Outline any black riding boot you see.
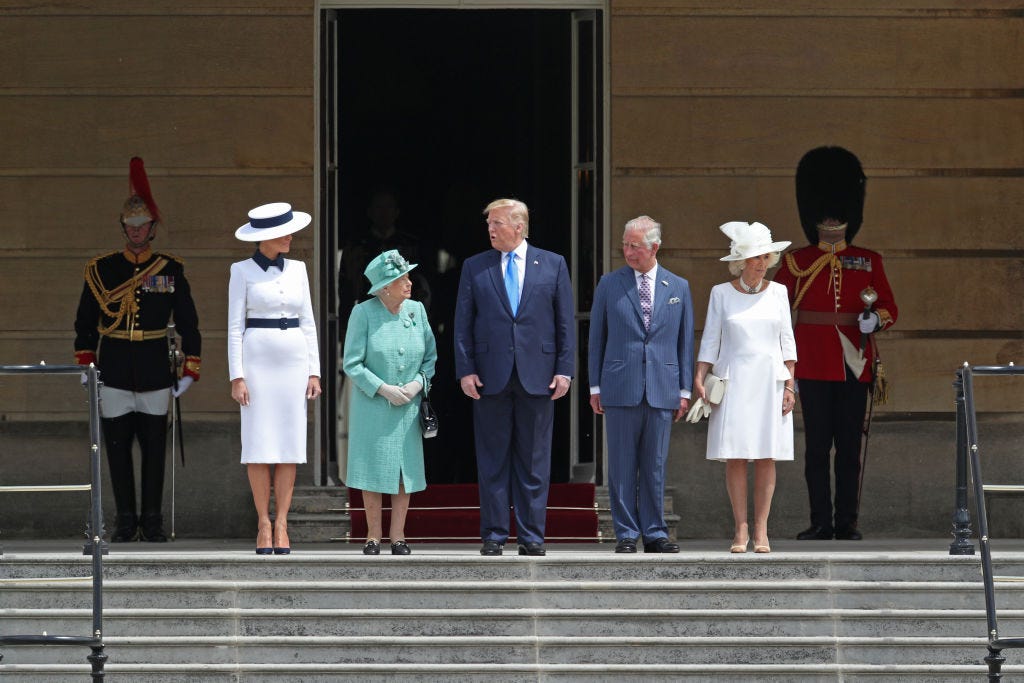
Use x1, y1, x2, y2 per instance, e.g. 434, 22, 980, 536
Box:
102, 414, 139, 542
137, 412, 169, 542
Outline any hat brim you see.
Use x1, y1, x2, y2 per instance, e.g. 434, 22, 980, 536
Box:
368, 263, 419, 295
720, 241, 792, 261
235, 212, 312, 241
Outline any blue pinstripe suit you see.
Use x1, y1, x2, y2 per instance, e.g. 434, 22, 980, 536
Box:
588, 264, 694, 541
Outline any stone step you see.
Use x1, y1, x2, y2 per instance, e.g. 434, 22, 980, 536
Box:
4, 608, 1024, 639
0, 579, 1003, 610
0, 551, 1000, 582
0, 634, 1005, 666
3, 662, 1024, 682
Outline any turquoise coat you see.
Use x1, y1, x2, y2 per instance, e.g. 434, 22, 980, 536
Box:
343, 297, 437, 494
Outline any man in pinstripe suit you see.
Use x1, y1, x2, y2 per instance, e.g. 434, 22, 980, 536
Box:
588, 216, 694, 553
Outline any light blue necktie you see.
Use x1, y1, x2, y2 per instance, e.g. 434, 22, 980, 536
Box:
505, 252, 519, 316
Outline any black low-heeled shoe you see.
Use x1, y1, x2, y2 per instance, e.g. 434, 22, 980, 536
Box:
273, 546, 291, 555
255, 547, 273, 555
363, 539, 381, 555
391, 540, 411, 555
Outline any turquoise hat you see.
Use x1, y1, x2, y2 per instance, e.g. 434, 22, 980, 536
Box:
364, 250, 418, 295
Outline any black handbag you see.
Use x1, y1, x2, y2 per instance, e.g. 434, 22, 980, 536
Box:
419, 394, 438, 439
418, 374, 438, 439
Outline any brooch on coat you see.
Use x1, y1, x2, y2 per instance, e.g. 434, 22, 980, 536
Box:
668, 297, 681, 305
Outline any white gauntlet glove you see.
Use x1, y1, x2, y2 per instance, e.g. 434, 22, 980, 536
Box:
402, 380, 423, 399
377, 383, 411, 406
858, 311, 880, 334
172, 376, 194, 398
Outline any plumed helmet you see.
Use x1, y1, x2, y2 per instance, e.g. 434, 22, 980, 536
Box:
120, 156, 161, 226
795, 146, 866, 245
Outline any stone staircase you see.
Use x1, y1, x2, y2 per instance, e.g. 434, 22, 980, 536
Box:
3, 548, 1024, 681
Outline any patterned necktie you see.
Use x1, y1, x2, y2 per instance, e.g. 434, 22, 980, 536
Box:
505, 252, 519, 316
639, 273, 652, 330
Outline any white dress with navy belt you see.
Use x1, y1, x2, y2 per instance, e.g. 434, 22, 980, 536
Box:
228, 258, 320, 464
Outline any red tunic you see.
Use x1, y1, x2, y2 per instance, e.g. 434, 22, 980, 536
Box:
773, 240, 897, 383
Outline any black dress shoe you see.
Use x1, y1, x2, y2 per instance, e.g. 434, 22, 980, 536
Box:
643, 538, 680, 553
480, 540, 503, 556
796, 525, 834, 540
615, 538, 638, 554
518, 542, 546, 556
834, 527, 863, 541
391, 540, 412, 555
363, 540, 381, 555
139, 514, 168, 543
110, 513, 138, 543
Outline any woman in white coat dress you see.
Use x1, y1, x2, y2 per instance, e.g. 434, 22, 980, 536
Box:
695, 222, 796, 555
228, 203, 321, 555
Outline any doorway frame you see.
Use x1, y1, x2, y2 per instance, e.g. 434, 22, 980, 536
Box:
313, 0, 610, 486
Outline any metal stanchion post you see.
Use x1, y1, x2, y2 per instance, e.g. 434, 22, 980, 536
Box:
949, 367, 974, 555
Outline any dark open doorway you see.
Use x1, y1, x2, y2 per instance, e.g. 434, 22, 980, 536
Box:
321, 8, 587, 487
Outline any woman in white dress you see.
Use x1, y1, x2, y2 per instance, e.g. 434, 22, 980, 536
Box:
228, 203, 321, 555
695, 222, 796, 554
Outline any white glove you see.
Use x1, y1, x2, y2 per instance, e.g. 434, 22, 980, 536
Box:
685, 397, 712, 423
858, 311, 880, 334
377, 383, 411, 406
172, 376, 194, 398
402, 380, 423, 399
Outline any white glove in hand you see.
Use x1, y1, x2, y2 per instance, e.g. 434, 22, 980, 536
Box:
402, 380, 423, 398
172, 376, 194, 398
377, 383, 411, 406
858, 311, 880, 334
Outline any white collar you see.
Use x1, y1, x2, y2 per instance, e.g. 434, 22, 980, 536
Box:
634, 263, 658, 280
506, 240, 528, 260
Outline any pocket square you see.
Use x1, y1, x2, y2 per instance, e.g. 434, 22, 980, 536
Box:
668, 297, 680, 304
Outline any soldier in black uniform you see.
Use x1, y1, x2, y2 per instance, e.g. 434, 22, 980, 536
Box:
74, 157, 201, 542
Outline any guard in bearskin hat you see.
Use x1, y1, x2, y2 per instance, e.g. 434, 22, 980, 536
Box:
74, 157, 201, 542
773, 146, 898, 541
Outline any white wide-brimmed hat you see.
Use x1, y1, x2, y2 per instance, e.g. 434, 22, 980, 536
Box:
719, 221, 791, 261
235, 202, 312, 241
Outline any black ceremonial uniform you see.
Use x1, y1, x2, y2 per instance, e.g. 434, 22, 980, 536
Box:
74, 245, 201, 541
74, 247, 201, 386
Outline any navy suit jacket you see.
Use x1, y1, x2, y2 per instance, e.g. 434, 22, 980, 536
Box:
454, 243, 575, 395
588, 264, 694, 410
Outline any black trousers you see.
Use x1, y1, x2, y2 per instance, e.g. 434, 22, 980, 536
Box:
797, 371, 869, 530
101, 412, 168, 521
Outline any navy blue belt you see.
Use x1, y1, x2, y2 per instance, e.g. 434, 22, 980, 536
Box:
246, 317, 299, 330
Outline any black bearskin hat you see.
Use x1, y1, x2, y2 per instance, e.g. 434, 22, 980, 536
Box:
795, 146, 866, 245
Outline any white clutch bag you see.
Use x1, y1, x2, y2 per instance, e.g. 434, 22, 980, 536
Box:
705, 373, 726, 405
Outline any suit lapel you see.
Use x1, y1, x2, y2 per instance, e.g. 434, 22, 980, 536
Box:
487, 249, 515, 317
618, 267, 645, 330
649, 265, 668, 332
518, 244, 539, 312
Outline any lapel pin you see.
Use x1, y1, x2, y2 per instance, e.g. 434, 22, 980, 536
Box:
533, 260, 539, 265
661, 280, 668, 286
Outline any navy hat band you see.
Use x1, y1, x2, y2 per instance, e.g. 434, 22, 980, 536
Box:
249, 211, 294, 231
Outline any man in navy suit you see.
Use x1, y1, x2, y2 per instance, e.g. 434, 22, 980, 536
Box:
588, 215, 694, 553
455, 198, 575, 556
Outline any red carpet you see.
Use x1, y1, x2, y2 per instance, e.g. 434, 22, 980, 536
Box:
347, 483, 598, 543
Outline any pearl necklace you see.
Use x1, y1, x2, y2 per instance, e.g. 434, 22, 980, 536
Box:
740, 278, 764, 294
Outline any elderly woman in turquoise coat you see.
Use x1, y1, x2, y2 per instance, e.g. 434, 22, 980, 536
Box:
343, 250, 437, 556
